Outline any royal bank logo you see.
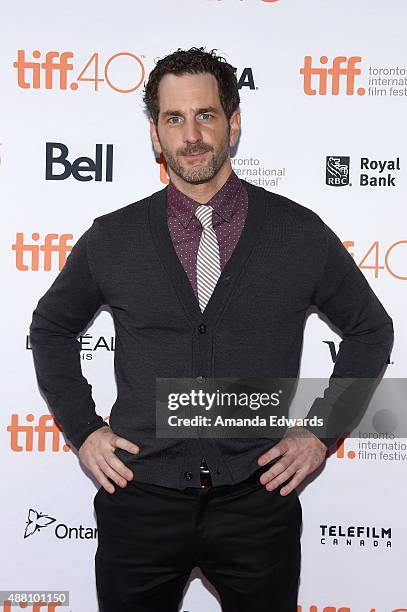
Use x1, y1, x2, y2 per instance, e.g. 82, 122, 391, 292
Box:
325, 155, 401, 188
326, 156, 350, 186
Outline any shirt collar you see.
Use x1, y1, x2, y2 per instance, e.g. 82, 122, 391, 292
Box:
167, 170, 243, 229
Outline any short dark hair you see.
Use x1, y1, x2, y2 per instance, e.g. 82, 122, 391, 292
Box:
143, 46, 240, 125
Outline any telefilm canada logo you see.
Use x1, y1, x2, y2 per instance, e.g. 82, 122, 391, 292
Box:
24, 508, 97, 540
320, 524, 392, 549
325, 156, 401, 187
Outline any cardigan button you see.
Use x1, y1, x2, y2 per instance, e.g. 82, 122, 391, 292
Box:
198, 324, 207, 334
196, 376, 205, 382
184, 471, 193, 480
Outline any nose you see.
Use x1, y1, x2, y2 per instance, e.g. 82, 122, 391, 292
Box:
183, 117, 202, 144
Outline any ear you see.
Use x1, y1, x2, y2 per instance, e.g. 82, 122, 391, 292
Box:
229, 110, 241, 148
150, 118, 162, 155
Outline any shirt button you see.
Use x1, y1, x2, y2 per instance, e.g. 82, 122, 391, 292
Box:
198, 323, 206, 334
184, 471, 193, 480
196, 376, 205, 382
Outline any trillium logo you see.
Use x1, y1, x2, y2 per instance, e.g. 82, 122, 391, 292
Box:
23, 508, 97, 540
24, 509, 56, 538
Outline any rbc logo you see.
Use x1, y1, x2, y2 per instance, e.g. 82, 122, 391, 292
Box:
326, 156, 350, 186
45, 142, 113, 181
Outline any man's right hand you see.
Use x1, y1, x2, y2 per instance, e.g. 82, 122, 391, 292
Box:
79, 426, 140, 494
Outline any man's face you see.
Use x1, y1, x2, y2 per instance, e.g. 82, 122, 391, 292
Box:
150, 72, 240, 185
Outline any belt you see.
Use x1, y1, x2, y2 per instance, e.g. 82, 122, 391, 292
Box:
199, 457, 213, 487
199, 457, 277, 488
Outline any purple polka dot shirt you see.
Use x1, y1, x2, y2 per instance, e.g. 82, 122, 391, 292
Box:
167, 170, 248, 300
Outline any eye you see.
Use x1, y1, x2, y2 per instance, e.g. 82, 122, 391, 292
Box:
199, 113, 213, 120
168, 116, 183, 124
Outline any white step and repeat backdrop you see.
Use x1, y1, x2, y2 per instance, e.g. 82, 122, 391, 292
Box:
1, 1, 406, 611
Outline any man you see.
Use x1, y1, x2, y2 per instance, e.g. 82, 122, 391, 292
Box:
29, 47, 394, 611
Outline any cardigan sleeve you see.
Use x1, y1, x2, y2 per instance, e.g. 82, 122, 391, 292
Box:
29, 223, 109, 451
303, 221, 394, 450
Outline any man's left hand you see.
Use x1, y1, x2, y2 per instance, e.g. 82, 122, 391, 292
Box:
257, 426, 328, 496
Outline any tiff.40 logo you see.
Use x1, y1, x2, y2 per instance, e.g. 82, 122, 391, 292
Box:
300, 56, 365, 96
13, 49, 145, 93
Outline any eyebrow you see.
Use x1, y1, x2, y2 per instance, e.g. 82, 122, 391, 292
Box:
161, 107, 219, 118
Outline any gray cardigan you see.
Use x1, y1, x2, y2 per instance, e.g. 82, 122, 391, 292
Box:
29, 180, 394, 489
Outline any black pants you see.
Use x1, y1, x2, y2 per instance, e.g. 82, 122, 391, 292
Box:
94, 463, 302, 612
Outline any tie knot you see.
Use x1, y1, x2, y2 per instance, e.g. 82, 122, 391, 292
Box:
194, 205, 214, 229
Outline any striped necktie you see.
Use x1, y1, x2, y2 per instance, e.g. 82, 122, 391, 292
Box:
194, 204, 221, 312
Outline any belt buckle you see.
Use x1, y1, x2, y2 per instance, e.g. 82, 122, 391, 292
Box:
200, 458, 213, 488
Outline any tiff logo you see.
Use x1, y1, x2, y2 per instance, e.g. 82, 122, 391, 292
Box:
300, 56, 365, 96
6, 414, 110, 452
13, 50, 74, 89
2, 604, 63, 611
298, 608, 406, 612
7, 414, 71, 452
12, 233, 73, 271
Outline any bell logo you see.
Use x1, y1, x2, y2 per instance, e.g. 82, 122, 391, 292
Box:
45, 142, 113, 182
300, 56, 365, 96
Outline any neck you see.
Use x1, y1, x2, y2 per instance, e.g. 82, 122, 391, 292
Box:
169, 159, 233, 204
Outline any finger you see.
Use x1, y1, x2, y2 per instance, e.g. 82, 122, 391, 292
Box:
113, 436, 140, 455
89, 462, 116, 494
264, 463, 298, 492
98, 456, 129, 488
257, 444, 284, 466
104, 453, 134, 481
259, 453, 294, 484
280, 471, 305, 496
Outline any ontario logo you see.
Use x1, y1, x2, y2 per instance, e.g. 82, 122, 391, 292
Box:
24, 509, 56, 538
24, 508, 97, 540
301, 56, 365, 96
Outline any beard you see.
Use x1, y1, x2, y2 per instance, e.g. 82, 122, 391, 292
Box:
159, 130, 230, 185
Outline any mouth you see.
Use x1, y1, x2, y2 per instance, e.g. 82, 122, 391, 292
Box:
183, 151, 208, 159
